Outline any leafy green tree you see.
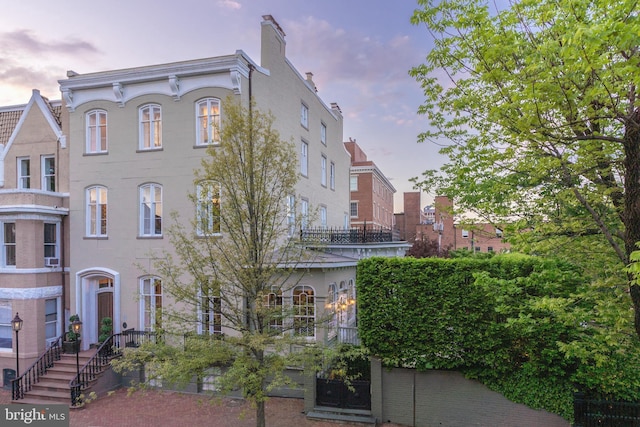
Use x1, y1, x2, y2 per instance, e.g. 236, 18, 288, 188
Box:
410, 0, 640, 336
113, 100, 317, 427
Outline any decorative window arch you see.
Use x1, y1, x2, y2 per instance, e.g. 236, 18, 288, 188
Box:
139, 104, 162, 149
86, 186, 107, 237
196, 98, 221, 145
264, 288, 283, 332
86, 110, 107, 153
139, 183, 162, 236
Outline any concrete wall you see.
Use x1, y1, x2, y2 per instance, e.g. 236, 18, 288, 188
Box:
370, 358, 569, 427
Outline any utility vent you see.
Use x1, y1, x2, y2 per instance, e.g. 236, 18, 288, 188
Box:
45, 257, 59, 267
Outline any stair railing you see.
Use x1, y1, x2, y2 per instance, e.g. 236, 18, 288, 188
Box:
70, 330, 157, 406
12, 335, 63, 401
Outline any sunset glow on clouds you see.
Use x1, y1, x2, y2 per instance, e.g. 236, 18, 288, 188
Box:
0, 0, 442, 209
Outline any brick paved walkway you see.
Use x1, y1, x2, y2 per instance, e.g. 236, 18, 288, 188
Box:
1, 388, 402, 427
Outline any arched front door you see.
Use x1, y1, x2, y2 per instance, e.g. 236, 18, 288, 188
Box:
96, 278, 114, 339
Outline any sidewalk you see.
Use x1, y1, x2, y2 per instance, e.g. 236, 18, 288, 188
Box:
1, 388, 402, 427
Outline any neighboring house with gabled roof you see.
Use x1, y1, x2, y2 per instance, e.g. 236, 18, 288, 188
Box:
0, 89, 69, 381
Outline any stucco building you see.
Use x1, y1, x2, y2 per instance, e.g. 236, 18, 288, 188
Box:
57, 16, 356, 348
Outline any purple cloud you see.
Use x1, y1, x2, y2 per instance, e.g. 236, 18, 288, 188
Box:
0, 30, 98, 56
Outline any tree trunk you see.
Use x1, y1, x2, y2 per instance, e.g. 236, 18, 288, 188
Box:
256, 400, 265, 427
623, 110, 640, 338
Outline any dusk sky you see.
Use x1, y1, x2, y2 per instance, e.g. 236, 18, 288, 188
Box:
0, 0, 443, 211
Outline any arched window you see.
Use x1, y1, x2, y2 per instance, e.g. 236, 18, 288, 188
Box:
196, 98, 221, 145
140, 277, 162, 332
139, 104, 162, 149
86, 186, 108, 237
264, 288, 283, 332
139, 183, 162, 236
293, 285, 315, 338
86, 110, 107, 153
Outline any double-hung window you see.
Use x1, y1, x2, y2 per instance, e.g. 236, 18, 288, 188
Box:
286, 195, 296, 237
198, 288, 221, 336
300, 141, 308, 176
0, 301, 11, 349
2, 223, 16, 267
17, 157, 30, 189
139, 104, 162, 149
320, 206, 327, 228
350, 202, 358, 218
45, 298, 60, 345
301, 199, 309, 230
196, 98, 220, 146
41, 156, 55, 191
86, 186, 107, 237
196, 181, 221, 236
300, 103, 309, 128
140, 184, 162, 236
329, 162, 335, 190
321, 156, 327, 187
86, 110, 107, 153
320, 122, 326, 145
350, 176, 358, 191
140, 277, 162, 332
44, 223, 58, 261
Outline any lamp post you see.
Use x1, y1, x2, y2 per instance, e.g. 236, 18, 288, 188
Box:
12, 313, 23, 376
71, 319, 82, 381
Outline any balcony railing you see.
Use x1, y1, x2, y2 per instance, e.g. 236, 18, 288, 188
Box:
301, 224, 393, 245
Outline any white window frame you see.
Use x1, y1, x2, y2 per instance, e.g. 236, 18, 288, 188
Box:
329, 161, 335, 190
86, 110, 107, 153
300, 141, 308, 176
320, 122, 327, 145
350, 175, 358, 191
198, 288, 222, 336
86, 186, 108, 237
320, 206, 327, 228
264, 288, 283, 333
139, 104, 162, 150
196, 98, 221, 146
462, 229, 469, 238
301, 198, 309, 230
321, 155, 327, 187
140, 277, 162, 332
196, 181, 221, 236
17, 157, 30, 189
1, 223, 16, 267
140, 184, 163, 237
45, 297, 61, 346
300, 103, 309, 128
44, 222, 58, 261
286, 195, 296, 237
0, 300, 12, 350
496, 228, 503, 238
41, 155, 55, 191
293, 285, 315, 339
350, 202, 358, 218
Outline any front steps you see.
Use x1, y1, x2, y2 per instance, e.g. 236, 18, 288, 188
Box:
306, 406, 377, 425
13, 350, 98, 406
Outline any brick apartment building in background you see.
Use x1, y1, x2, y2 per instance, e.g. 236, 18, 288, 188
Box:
344, 139, 395, 230
395, 192, 510, 254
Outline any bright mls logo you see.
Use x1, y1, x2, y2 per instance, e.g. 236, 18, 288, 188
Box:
2, 405, 68, 426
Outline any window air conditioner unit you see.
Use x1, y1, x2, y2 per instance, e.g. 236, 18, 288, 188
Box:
45, 257, 59, 267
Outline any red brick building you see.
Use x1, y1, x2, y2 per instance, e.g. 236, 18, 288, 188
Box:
395, 193, 510, 253
344, 140, 395, 230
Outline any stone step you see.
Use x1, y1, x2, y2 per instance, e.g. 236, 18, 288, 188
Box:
18, 388, 70, 404
32, 380, 71, 391
307, 407, 376, 425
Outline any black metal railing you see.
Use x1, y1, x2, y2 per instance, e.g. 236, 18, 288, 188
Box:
301, 224, 393, 244
70, 330, 157, 406
12, 336, 63, 401
574, 393, 640, 427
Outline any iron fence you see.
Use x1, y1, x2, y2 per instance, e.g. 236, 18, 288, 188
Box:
301, 225, 393, 244
574, 393, 640, 427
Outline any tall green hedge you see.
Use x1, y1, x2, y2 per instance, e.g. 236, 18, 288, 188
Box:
356, 254, 612, 420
